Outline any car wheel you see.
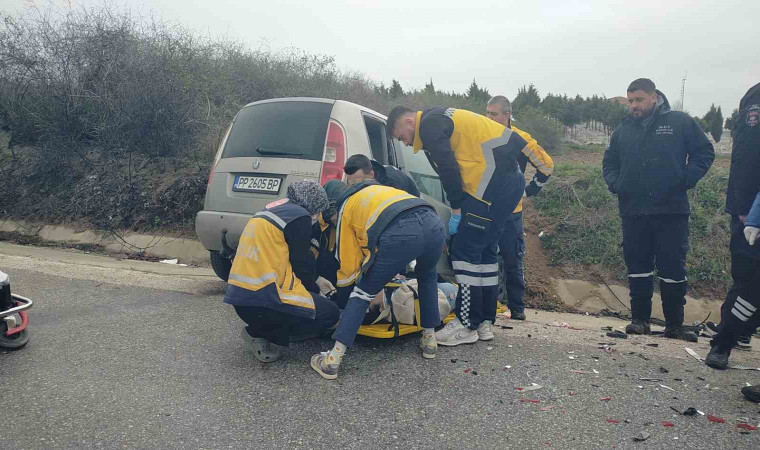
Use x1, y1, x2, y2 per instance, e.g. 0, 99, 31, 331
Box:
0, 321, 29, 350
210, 251, 232, 282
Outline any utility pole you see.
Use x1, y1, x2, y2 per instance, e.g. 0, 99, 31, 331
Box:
677, 71, 687, 112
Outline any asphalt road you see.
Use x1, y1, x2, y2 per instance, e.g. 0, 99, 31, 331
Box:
1, 243, 759, 449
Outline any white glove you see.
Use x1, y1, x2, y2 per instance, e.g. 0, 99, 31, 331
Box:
315, 276, 336, 296
745, 226, 760, 246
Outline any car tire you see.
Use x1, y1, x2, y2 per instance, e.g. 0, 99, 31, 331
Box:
210, 251, 232, 282
0, 322, 29, 350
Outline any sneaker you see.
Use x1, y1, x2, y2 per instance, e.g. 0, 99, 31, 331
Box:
477, 320, 494, 341
663, 326, 698, 343
310, 352, 339, 380
435, 318, 478, 347
736, 335, 752, 351
705, 344, 730, 370
741, 385, 760, 403
625, 320, 651, 335
510, 310, 526, 321
420, 334, 437, 359
241, 329, 282, 363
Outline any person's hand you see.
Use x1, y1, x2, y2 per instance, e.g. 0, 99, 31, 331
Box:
745, 226, 760, 246
739, 215, 747, 225
316, 276, 336, 296
449, 212, 462, 235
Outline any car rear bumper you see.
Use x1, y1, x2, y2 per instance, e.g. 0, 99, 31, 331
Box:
195, 210, 253, 252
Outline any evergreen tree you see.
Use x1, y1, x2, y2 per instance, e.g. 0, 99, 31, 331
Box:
466, 79, 490, 102
725, 108, 740, 130
389, 79, 404, 98
710, 106, 723, 142
424, 78, 435, 94
513, 84, 541, 111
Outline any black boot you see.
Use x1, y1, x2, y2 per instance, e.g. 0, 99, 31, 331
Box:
510, 310, 526, 321
663, 326, 698, 342
705, 342, 731, 370
741, 385, 760, 403
625, 320, 651, 335
661, 300, 697, 342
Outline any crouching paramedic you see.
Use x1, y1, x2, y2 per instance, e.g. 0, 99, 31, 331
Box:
388, 106, 527, 346
224, 181, 339, 363
310, 181, 446, 380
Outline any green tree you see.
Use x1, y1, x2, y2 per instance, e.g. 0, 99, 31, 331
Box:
693, 116, 709, 133
466, 79, 490, 102
703, 104, 723, 142
513, 84, 541, 112
725, 108, 740, 130
424, 78, 435, 94
389, 79, 404, 98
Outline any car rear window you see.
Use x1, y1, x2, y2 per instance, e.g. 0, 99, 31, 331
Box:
221, 101, 333, 161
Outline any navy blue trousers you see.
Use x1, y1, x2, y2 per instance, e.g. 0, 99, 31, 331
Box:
498, 211, 526, 312
332, 208, 446, 347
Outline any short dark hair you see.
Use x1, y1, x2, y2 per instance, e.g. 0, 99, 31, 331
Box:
344, 154, 373, 175
627, 78, 656, 94
386, 105, 415, 133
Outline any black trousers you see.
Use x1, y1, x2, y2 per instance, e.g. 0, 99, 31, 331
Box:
713, 217, 760, 348
234, 293, 339, 347
621, 214, 689, 325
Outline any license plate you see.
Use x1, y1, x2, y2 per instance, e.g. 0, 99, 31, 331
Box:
233, 175, 282, 194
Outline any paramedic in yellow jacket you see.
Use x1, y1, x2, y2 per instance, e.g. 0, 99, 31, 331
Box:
224, 181, 339, 363
388, 105, 527, 347
310, 181, 446, 380
486, 95, 554, 321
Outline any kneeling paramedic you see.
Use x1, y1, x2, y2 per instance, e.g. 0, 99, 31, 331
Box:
224, 181, 339, 363
311, 181, 446, 380
388, 105, 527, 346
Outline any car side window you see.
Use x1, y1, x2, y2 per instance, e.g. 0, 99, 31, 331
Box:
392, 139, 447, 204
363, 116, 389, 165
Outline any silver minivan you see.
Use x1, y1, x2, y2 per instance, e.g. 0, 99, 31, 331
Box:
195, 97, 453, 281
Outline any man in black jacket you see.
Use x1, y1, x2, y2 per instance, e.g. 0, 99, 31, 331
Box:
705, 84, 760, 391
602, 78, 715, 342
343, 154, 421, 197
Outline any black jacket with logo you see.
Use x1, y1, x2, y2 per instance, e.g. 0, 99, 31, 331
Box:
370, 160, 421, 197
602, 90, 715, 216
725, 82, 760, 217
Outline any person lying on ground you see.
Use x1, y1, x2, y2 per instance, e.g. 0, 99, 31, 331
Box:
224, 181, 339, 363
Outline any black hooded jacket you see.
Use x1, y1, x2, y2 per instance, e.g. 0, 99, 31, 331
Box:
725, 82, 760, 217
602, 90, 715, 216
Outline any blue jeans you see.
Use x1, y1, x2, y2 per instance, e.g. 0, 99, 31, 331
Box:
498, 212, 525, 313
332, 208, 446, 347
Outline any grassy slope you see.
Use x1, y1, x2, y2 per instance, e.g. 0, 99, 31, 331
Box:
532, 146, 731, 298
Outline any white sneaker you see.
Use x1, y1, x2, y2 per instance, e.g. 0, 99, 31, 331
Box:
477, 320, 494, 341
435, 318, 478, 346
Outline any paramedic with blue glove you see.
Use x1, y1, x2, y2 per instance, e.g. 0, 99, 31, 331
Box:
706, 84, 760, 393
389, 105, 526, 346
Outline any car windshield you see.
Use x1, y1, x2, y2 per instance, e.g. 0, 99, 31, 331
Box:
221, 101, 333, 161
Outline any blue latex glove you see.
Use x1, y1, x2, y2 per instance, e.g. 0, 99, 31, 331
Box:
448, 213, 462, 235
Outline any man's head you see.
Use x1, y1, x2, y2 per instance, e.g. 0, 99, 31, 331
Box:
343, 154, 375, 186
387, 105, 417, 146
486, 96, 512, 126
626, 78, 658, 119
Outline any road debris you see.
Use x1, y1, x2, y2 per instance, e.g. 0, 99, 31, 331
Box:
659, 384, 676, 392
606, 419, 620, 424
659, 367, 669, 373
520, 398, 540, 403
503, 365, 512, 370
570, 370, 587, 374
639, 377, 663, 382
707, 415, 726, 423
682, 407, 699, 416
601, 397, 612, 401
632, 431, 651, 442
606, 330, 628, 339
662, 421, 674, 427
646, 343, 659, 347
516, 383, 543, 392
737, 424, 757, 431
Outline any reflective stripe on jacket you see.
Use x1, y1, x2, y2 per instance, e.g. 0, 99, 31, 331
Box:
223, 200, 316, 318
512, 125, 554, 213
413, 107, 527, 208
334, 182, 431, 287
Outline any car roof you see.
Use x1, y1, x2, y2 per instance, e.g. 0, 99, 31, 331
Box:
241, 97, 387, 120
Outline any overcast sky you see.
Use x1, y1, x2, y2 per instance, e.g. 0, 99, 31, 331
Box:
3, 0, 757, 116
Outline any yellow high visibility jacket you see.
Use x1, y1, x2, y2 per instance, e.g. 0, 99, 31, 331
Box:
224, 200, 316, 318
334, 182, 431, 287
413, 107, 528, 209
511, 126, 554, 213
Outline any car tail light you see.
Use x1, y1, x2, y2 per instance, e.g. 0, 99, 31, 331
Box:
320, 120, 346, 185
